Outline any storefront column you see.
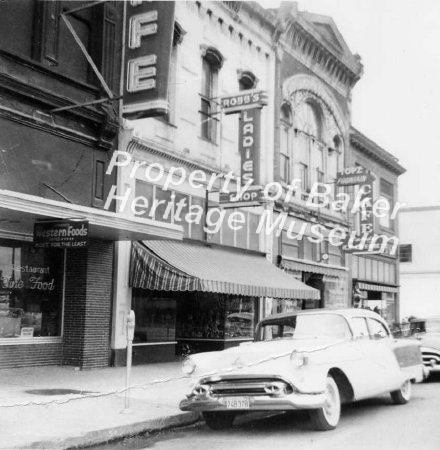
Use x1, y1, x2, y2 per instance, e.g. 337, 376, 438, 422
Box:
62, 240, 113, 369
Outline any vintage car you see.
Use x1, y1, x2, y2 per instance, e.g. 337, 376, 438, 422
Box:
179, 308, 425, 431
408, 316, 440, 375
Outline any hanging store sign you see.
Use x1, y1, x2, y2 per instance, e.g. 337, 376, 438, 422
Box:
34, 221, 89, 249
123, 1, 175, 119
220, 89, 268, 186
239, 108, 261, 185
219, 185, 265, 209
220, 90, 268, 115
342, 176, 376, 253
336, 166, 372, 186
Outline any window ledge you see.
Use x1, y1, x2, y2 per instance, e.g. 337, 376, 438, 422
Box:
132, 341, 177, 346
0, 336, 62, 346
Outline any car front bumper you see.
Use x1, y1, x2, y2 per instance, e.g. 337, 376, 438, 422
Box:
179, 391, 327, 412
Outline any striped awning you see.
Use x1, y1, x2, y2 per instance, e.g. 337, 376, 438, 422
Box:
357, 282, 399, 293
130, 241, 320, 300
280, 257, 348, 278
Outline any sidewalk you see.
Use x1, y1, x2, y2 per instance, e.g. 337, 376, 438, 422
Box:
0, 362, 200, 449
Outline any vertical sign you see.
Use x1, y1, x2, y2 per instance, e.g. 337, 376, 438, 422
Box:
123, 1, 175, 119
358, 176, 375, 240
221, 90, 267, 186
239, 108, 261, 185
342, 173, 376, 252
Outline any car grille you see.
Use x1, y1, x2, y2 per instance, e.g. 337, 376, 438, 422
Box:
422, 351, 440, 367
202, 377, 294, 397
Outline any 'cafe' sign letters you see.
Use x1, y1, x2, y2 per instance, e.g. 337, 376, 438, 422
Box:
123, 1, 175, 119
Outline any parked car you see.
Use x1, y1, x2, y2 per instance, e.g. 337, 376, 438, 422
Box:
408, 316, 440, 376
179, 308, 425, 431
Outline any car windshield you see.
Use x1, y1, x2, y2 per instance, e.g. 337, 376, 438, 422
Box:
426, 319, 440, 333
259, 313, 352, 341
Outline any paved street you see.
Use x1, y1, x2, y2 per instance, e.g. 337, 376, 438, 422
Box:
96, 375, 440, 450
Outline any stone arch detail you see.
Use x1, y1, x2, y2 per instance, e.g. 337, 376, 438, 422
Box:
283, 74, 349, 148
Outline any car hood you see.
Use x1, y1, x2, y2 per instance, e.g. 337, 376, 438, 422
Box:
189, 337, 343, 376
419, 333, 440, 349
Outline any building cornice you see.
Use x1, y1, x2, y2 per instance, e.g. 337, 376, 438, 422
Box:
277, 13, 362, 93
350, 127, 406, 175
399, 205, 440, 213
128, 136, 227, 176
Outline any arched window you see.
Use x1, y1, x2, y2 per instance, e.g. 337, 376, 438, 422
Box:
280, 102, 292, 182
200, 46, 224, 142
292, 100, 325, 193
238, 70, 257, 91
295, 101, 322, 140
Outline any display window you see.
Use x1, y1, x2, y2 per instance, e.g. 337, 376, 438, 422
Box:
132, 289, 177, 343
0, 240, 64, 339
176, 293, 258, 341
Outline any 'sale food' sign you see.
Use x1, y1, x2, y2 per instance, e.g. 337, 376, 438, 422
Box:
123, 1, 175, 119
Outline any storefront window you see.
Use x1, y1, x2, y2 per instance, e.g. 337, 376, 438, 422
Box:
0, 241, 64, 338
176, 293, 257, 341
224, 296, 257, 340
132, 289, 176, 343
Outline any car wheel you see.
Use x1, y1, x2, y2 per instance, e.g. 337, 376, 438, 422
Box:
390, 379, 411, 404
202, 411, 235, 430
309, 376, 341, 431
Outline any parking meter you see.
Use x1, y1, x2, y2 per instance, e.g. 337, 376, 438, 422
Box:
124, 310, 135, 411
127, 310, 135, 342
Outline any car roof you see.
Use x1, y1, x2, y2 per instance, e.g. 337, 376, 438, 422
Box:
259, 308, 382, 323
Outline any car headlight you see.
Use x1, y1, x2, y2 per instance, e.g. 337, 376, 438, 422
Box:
290, 350, 308, 367
182, 357, 197, 375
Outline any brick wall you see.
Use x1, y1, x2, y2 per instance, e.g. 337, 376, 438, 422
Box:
0, 343, 62, 368
63, 240, 113, 369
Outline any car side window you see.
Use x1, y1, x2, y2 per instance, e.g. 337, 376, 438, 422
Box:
368, 318, 390, 339
350, 317, 370, 339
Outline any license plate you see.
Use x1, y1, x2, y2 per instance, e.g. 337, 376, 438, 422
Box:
220, 396, 250, 409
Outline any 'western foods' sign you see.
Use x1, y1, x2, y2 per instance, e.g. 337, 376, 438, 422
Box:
34, 221, 89, 249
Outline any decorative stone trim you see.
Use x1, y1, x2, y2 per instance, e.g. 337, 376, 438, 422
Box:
283, 74, 348, 151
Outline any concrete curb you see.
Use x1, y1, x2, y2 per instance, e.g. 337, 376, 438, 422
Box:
23, 412, 201, 450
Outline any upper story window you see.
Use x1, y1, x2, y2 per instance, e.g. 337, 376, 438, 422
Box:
238, 71, 257, 91
295, 101, 323, 139
200, 46, 224, 143
399, 244, 412, 263
379, 179, 394, 230
280, 103, 292, 183
292, 101, 324, 193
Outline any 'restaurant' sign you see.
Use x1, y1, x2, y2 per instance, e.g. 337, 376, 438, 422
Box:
220, 90, 268, 115
122, 1, 175, 119
34, 221, 89, 249
336, 166, 372, 186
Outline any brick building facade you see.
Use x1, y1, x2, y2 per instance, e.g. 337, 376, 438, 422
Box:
0, 1, 181, 369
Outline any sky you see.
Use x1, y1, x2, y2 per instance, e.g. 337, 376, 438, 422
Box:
258, 0, 440, 207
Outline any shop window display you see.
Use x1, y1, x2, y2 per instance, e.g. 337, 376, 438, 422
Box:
0, 241, 64, 339
132, 289, 176, 343
176, 293, 257, 340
